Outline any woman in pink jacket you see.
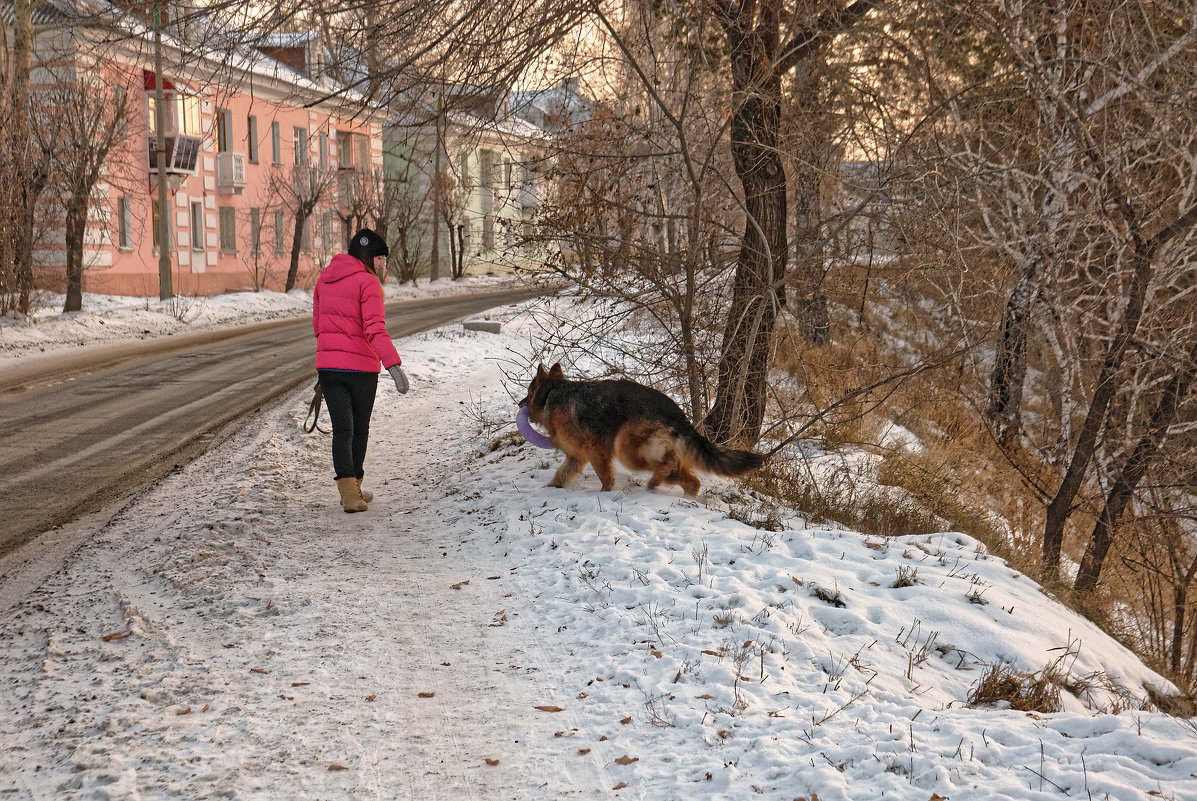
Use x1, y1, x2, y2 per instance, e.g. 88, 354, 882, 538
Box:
313, 228, 410, 512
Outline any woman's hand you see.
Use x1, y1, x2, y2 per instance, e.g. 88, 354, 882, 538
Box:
388, 365, 410, 394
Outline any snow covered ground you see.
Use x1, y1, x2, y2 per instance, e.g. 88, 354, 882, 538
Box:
1, 287, 1196, 800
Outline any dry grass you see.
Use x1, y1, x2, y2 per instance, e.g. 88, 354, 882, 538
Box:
967, 661, 1063, 713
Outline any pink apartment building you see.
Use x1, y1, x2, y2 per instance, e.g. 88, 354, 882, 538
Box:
28, 5, 386, 296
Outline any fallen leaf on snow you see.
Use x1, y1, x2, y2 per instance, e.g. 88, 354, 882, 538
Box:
578, 748, 591, 755
599, 735, 609, 742
929, 795, 949, 800
485, 758, 500, 767
450, 580, 471, 590
620, 716, 632, 724
328, 764, 348, 771
366, 695, 376, 702
695, 694, 714, 700
418, 692, 436, 698
614, 755, 638, 765
176, 707, 191, 716
291, 682, 309, 687
701, 649, 720, 656
651, 651, 662, 658
102, 631, 131, 642
613, 782, 627, 790
535, 705, 564, 712
577, 692, 588, 699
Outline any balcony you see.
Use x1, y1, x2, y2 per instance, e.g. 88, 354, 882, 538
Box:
216, 152, 247, 194
147, 135, 201, 175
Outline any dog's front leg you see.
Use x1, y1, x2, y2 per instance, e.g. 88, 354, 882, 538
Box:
548, 455, 585, 488
592, 459, 616, 492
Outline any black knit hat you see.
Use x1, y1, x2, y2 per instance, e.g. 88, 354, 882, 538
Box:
348, 228, 388, 263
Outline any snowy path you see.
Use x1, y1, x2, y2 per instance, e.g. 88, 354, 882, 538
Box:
0, 331, 613, 800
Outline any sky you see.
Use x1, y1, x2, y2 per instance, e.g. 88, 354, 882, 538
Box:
1, 281, 1195, 801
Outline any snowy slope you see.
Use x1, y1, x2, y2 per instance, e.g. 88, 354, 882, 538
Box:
0, 294, 1194, 801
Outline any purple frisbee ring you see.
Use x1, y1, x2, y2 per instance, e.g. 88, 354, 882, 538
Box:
517, 406, 555, 449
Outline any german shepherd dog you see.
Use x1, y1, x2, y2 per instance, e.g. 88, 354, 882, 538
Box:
519, 363, 766, 496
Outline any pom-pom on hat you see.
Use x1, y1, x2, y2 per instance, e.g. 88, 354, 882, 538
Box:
348, 228, 388, 264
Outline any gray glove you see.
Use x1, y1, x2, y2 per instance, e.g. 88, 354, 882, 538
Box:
388, 364, 410, 394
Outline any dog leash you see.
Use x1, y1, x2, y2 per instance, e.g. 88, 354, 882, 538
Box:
303, 379, 330, 434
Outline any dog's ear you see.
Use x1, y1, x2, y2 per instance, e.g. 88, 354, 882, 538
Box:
548, 363, 565, 379
536, 363, 548, 379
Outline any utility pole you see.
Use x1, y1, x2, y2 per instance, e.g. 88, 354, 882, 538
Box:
153, 0, 173, 300
431, 92, 442, 282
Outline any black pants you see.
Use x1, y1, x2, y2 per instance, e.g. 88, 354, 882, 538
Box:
317, 369, 379, 481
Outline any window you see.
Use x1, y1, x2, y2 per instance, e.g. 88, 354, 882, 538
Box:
148, 93, 201, 135
247, 115, 258, 163
271, 121, 281, 165
218, 207, 236, 252
273, 209, 285, 253
301, 216, 310, 251
318, 132, 328, 171
482, 214, 494, 253
250, 207, 261, 254
117, 197, 132, 249
214, 108, 231, 152
480, 149, 494, 189
190, 201, 204, 251
320, 213, 330, 252
459, 151, 470, 188
504, 160, 512, 192
358, 135, 369, 171
337, 130, 354, 168
293, 126, 308, 166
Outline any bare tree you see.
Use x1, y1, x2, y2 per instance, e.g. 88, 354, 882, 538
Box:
0, 0, 46, 316
269, 163, 337, 291
32, 73, 130, 312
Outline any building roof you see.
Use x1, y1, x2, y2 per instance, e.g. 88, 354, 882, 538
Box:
21, 0, 385, 120
0, 0, 74, 25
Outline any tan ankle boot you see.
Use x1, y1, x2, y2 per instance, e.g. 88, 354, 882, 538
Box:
356, 478, 373, 503
336, 477, 368, 512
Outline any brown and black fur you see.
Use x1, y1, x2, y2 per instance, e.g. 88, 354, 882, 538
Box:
519, 363, 766, 497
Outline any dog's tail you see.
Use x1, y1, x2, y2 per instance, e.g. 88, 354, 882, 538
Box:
680, 428, 767, 477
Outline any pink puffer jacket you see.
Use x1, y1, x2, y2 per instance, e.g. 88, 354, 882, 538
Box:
312, 254, 402, 372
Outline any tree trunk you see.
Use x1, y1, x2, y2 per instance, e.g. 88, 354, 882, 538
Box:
62, 196, 88, 313
11, 0, 36, 313
988, 254, 1039, 444
1040, 201, 1197, 580
1073, 335, 1197, 594
1040, 243, 1154, 579
1172, 553, 1197, 676
455, 224, 465, 279
790, 143, 829, 344
703, 67, 787, 445
286, 209, 309, 291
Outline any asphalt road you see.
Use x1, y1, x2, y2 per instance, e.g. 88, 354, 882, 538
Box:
0, 288, 537, 558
